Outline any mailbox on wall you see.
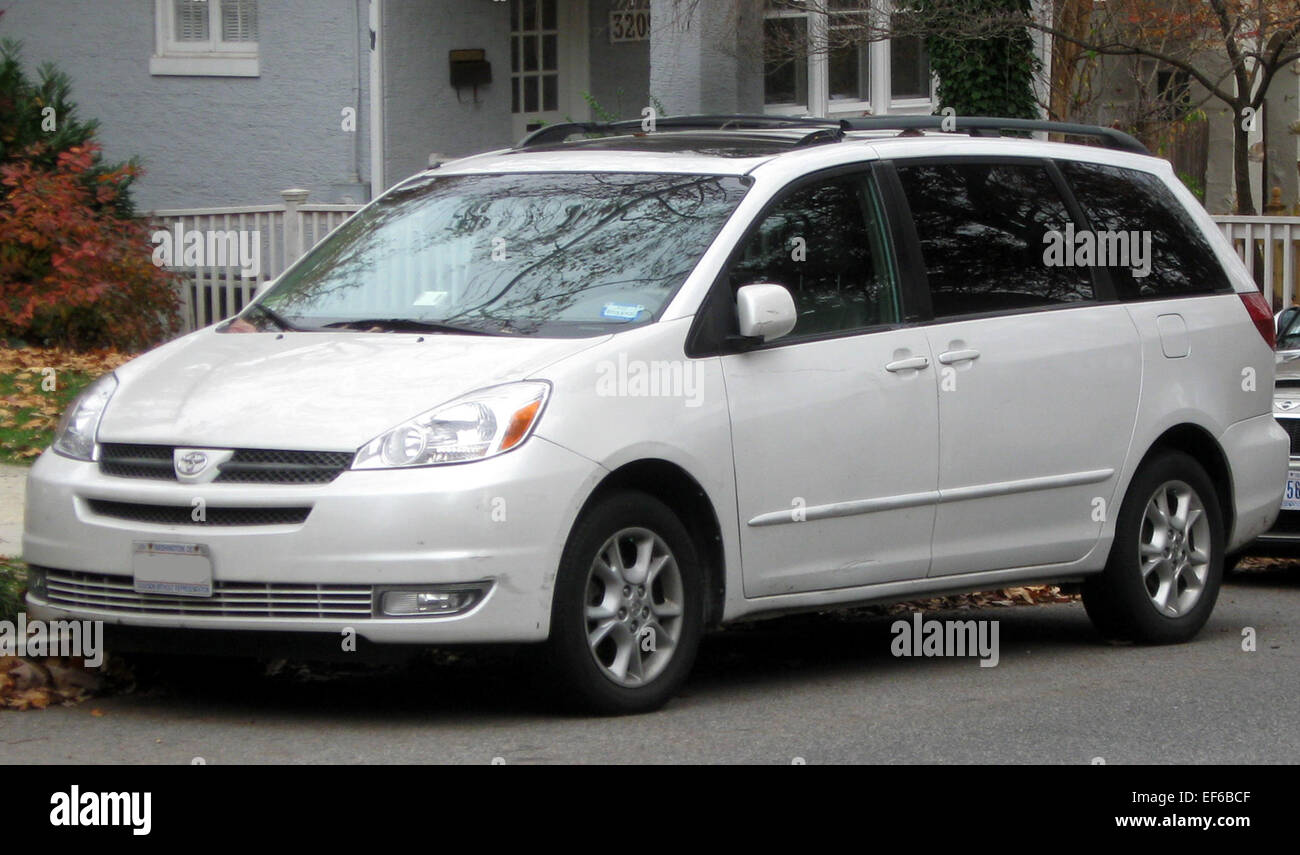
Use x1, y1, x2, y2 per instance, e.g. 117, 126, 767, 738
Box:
450, 49, 492, 102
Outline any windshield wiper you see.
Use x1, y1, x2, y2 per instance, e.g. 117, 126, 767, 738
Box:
244, 302, 301, 332
318, 318, 498, 335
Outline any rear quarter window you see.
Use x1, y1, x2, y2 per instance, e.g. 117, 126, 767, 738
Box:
1058, 161, 1230, 300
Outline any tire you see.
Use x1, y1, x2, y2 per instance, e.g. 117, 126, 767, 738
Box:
1083, 450, 1224, 644
545, 489, 706, 714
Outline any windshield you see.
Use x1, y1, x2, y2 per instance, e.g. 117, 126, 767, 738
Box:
250, 171, 751, 336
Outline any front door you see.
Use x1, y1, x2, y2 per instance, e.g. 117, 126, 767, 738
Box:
721, 169, 940, 597
510, 0, 589, 140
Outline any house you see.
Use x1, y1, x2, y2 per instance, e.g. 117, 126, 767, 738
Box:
4, 0, 1296, 319
0, 0, 948, 211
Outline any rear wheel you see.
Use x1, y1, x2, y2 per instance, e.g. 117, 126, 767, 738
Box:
546, 490, 705, 714
1083, 451, 1224, 643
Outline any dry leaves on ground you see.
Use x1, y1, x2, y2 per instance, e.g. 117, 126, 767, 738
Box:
0, 346, 135, 460
0, 654, 132, 711
840, 584, 1079, 620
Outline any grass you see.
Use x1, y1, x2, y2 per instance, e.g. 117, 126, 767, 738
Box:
0, 346, 134, 465
0, 557, 26, 624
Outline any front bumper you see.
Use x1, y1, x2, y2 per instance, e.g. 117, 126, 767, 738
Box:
22, 437, 601, 644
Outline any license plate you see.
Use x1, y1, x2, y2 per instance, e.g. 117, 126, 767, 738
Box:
133, 542, 213, 597
1284, 472, 1300, 511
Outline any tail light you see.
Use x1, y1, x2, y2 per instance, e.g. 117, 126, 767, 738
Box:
1240, 290, 1275, 349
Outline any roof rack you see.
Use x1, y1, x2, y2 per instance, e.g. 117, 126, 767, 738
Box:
514, 113, 1150, 156
515, 114, 841, 148
837, 116, 1149, 155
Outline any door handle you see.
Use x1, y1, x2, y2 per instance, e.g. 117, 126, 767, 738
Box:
885, 356, 930, 372
938, 349, 980, 365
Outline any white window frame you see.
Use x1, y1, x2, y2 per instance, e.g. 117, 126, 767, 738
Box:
762, 0, 935, 118
151, 0, 259, 77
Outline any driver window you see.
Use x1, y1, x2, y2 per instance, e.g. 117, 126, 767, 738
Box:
728, 172, 898, 340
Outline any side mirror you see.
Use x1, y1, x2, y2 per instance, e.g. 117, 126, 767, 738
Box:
736, 283, 797, 343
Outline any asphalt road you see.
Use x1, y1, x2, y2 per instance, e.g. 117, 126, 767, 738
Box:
3, 566, 1298, 764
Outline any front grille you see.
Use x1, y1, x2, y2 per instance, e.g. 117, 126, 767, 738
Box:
215, 449, 355, 484
86, 499, 310, 527
38, 568, 374, 618
1278, 417, 1300, 456
98, 443, 172, 479
98, 444, 353, 484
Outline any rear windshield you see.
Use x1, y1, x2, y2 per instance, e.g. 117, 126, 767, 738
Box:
254, 172, 751, 337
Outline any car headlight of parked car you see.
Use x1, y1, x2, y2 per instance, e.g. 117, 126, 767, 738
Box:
352, 381, 550, 469
52, 373, 118, 461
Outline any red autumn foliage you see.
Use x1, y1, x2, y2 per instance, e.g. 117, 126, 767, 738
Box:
0, 142, 180, 350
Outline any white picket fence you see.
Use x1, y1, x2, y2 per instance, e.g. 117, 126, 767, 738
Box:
151, 196, 1300, 333
148, 189, 361, 331
1213, 215, 1300, 310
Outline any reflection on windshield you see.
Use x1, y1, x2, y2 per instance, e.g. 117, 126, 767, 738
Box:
255, 172, 750, 337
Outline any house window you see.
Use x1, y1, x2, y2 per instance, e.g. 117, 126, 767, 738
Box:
511, 0, 560, 118
152, 0, 260, 77
763, 0, 932, 116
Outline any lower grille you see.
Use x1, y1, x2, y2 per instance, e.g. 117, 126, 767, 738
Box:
1268, 509, 1300, 535
39, 568, 374, 618
86, 500, 310, 527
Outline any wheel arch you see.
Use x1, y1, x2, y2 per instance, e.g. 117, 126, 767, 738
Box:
1139, 423, 1236, 543
577, 459, 727, 627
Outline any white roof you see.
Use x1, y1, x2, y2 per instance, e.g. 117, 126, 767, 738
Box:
426, 130, 1171, 183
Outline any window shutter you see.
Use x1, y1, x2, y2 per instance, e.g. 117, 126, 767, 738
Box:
174, 0, 210, 42
220, 0, 259, 43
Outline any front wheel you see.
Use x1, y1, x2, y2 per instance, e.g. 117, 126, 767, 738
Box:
1083, 450, 1225, 644
546, 490, 705, 714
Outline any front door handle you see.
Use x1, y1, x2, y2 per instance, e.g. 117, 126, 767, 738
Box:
937, 349, 980, 365
885, 356, 930, 372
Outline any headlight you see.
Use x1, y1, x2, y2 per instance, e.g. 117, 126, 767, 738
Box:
353, 381, 550, 469
52, 373, 118, 461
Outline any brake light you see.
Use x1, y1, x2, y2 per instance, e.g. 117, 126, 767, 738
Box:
1240, 290, 1275, 349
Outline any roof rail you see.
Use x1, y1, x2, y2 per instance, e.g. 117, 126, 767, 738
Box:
837, 116, 1149, 155
515, 114, 841, 148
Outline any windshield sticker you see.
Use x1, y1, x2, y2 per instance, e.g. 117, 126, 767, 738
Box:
601, 303, 645, 321
412, 290, 449, 307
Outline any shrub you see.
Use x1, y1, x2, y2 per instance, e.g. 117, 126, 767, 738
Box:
0, 143, 180, 350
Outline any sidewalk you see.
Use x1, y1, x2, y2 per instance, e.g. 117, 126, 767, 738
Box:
0, 464, 27, 558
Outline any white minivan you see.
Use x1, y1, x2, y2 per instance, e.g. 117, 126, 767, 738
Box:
24, 116, 1288, 713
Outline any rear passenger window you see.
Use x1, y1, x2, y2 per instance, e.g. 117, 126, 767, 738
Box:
1059, 161, 1230, 299
895, 161, 1093, 317
728, 173, 899, 339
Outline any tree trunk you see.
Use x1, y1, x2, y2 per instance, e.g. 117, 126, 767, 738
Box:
1233, 117, 1256, 215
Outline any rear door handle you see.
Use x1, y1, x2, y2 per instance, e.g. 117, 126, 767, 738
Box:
937, 349, 980, 365
885, 356, 930, 372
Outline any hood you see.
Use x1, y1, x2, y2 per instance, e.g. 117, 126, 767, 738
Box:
98, 329, 607, 450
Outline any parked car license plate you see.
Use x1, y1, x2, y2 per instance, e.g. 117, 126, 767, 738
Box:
133, 542, 213, 597
1284, 472, 1300, 511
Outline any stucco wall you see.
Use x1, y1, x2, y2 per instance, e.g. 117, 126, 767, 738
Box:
1, 0, 372, 211
587, 0, 649, 120
380, 0, 512, 186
